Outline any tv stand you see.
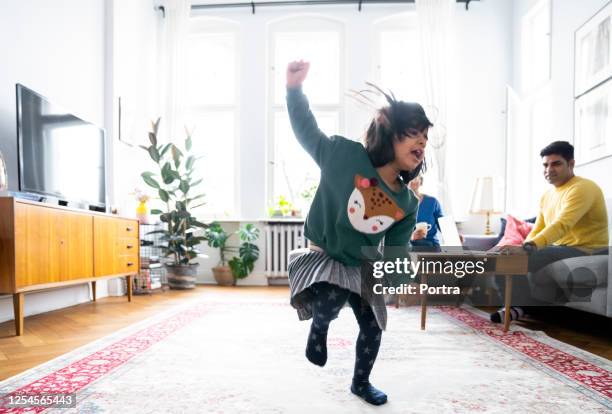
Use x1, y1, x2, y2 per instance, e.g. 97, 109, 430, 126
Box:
7, 191, 44, 203
0, 196, 139, 336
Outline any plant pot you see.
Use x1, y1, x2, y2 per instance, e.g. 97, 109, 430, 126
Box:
136, 201, 149, 224
213, 265, 235, 286
165, 263, 199, 290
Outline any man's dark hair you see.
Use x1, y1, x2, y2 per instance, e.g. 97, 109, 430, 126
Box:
540, 141, 574, 162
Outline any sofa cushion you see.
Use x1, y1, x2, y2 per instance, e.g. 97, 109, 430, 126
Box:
496, 215, 534, 246
495, 216, 536, 244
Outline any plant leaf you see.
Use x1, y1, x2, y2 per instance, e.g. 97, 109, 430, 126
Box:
160, 143, 172, 158
187, 194, 206, 204
159, 189, 170, 202
148, 146, 160, 163
185, 155, 195, 171
171, 144, 183, 168
161, 162, 175, 184
148, 132, 157, 146
151, 118, 161, 136
150, 209, 163, 215
146, 230, 168, 235
141, 173, 160, 189
179, 180, 190, 194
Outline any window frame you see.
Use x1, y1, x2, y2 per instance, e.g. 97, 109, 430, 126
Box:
266, 15, 346, 210
185, 17, 242, 219
372, 13, 423, 103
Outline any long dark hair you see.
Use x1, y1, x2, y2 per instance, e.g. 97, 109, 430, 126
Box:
354, 84, 433, 183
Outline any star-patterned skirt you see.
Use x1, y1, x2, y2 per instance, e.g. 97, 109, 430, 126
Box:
288, 248, 387, 330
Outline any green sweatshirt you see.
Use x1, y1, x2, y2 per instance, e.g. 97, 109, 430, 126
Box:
287, 86, 418, 266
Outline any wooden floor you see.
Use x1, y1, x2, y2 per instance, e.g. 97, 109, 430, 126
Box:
0, 286, 610, 381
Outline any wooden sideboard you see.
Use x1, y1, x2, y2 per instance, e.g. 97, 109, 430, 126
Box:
0, 197, 140, 336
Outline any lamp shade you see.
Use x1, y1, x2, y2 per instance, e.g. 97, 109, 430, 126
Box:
470, 176, 495, 213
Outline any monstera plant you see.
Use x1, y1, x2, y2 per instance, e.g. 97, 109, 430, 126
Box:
140, 119, 208, 289
203, 222, 260, 286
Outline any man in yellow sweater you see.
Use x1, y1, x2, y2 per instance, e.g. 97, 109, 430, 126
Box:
491, 141, 609, 323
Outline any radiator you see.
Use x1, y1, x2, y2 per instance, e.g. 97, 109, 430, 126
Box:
264, 222, 308, 279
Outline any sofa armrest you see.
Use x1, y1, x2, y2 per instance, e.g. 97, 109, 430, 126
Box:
462, 234, 498, 251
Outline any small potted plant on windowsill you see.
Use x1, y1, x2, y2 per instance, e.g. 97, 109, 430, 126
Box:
140, 119, 208, 289
203, 222, 260, 286
268, 195, 296, 218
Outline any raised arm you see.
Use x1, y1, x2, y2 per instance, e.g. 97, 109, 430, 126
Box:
286, 60, 335, 167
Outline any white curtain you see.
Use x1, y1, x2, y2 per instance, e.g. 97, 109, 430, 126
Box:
415, 0, 452, 213
159, 0, 192, 140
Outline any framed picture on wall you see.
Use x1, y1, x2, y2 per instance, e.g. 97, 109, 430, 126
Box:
574, 76, 612, 165
575, 1, 612, 97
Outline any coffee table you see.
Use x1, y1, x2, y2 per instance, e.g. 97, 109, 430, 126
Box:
408, 251, 528, 333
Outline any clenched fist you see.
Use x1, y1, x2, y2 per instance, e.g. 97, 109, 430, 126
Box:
286, 60, 310, 88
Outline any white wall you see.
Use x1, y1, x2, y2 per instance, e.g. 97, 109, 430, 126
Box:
495, 0, 612, 221
111, 0, 161, 215
0, 0, 110, 324
548, 0, 612, 196
461, 0, 612, 235
447, 0, 513, 234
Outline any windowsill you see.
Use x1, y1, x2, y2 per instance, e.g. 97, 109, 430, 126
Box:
193, 216, 306, 223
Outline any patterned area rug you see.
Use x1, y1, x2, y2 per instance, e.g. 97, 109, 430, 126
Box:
0, 298, 610, 413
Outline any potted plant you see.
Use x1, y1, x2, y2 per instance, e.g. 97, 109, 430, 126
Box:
203, 222, 260, 286
140, 119, 208, 289
130, 188, 151, 224
267, 195, 294, 217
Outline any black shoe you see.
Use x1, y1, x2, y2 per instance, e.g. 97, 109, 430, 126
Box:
350, 381, 387, 406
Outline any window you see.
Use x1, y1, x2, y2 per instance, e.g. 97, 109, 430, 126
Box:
521, 0, 551, 93
513, 0, 553, 211
376, 29, 425, 102
183, 18, 239, 218
268, 16, 344, 213
373, 15, 437, 197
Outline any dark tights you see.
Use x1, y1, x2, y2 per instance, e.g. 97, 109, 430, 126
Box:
305, 282, 387, 405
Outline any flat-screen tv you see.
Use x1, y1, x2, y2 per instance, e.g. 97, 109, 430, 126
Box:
16, 84, 107, 210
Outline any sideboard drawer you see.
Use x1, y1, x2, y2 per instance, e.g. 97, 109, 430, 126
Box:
94, 216, 139, 277
116, 238, 139, 255
116, 219, 138, 237
117, 255, 139, 274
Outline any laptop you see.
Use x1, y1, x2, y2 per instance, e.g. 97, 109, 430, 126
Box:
438, 216, 464, 253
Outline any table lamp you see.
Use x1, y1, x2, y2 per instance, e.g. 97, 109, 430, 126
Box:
470, 176, 501, 235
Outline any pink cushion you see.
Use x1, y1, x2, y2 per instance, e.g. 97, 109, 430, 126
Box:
495, 215, 534, 246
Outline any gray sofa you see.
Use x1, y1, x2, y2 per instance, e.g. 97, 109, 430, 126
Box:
463, 199, 611, 318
